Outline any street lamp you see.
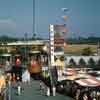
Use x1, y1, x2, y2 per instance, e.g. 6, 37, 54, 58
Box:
24, 33, 28, 67
42, 45, 49, 76
8, 79, 11, 100
42, 44, 54, 86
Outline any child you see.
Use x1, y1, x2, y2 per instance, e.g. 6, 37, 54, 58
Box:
40, 80, 45, 95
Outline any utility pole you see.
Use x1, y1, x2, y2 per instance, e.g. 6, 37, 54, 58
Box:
8, 80, 11, 100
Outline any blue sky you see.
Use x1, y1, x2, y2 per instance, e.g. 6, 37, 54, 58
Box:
0, 0, 33, 37
0, 0, 100, 38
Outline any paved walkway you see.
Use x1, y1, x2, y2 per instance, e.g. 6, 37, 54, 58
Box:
11, 79, 74, 100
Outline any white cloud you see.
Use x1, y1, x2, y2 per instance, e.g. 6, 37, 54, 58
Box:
0, 18, 16, 28
0, 18, 17, 37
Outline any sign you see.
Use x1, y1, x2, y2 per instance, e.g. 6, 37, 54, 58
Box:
54, 37, 64, 44
50, 24, 55, 66
50, 24, 65, 71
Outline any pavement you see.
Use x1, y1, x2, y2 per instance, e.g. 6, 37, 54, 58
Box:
11, 79, 74, 100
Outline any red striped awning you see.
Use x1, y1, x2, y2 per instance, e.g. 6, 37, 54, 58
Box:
75, 77, 100, 87
63, 69, 76, 76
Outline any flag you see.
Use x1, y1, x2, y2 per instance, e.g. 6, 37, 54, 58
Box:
63, 27, 68, 33
62, 16, 68, 21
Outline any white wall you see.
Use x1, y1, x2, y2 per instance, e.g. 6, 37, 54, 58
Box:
65, 56, 100, 65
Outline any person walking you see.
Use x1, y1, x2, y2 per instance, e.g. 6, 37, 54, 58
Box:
12, 73, 16, 83
46, 87, 50, 96
39, 80, 42, 90
39, 80, 45, 95
83, 93, 88, 100
52, 85, 56, 96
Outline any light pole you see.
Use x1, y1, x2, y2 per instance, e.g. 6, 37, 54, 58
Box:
42, 45, 49, 78
43, 44, 53, 90
49, 8, 69, 96
24, 33, 28, 67
8, 80, 11, 100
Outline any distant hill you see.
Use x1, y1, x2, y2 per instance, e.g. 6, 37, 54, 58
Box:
0, 35, 45, 43
0, 35, 100, 44
0, 35, 18, 43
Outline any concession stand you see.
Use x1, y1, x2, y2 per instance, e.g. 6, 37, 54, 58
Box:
74, 77, 100, 100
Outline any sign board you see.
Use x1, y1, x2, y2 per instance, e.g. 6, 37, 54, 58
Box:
50, 24, 65, 70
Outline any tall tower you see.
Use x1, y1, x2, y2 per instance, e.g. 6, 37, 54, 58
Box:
33, 0, 36, 39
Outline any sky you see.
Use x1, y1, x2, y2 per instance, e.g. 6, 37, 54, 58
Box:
0, 0, 100, 38
0, 0, 33, 38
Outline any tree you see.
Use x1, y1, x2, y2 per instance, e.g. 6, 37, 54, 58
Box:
59, 56, 64, 61
79, 58, 86, 67
69, 58, 76, 67
81, 47, 93, 56
96, 59, 100, 69
32, 33, 36, 40
88, 58, 96, 68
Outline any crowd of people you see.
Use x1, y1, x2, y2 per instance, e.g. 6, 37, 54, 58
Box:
72, 84, 100, 100
63, 80, 100, 100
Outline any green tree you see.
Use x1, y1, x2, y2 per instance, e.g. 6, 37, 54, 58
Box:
69, 58, 76, 67
97, 59, 100, 68
79, 58, 86, 67
88, 58, 96, 68
31, 33, 36, 40
81, 47, 93, 56
60, 56, 64, 61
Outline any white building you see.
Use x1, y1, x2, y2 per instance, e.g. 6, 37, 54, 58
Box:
65, 56, 100, 65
